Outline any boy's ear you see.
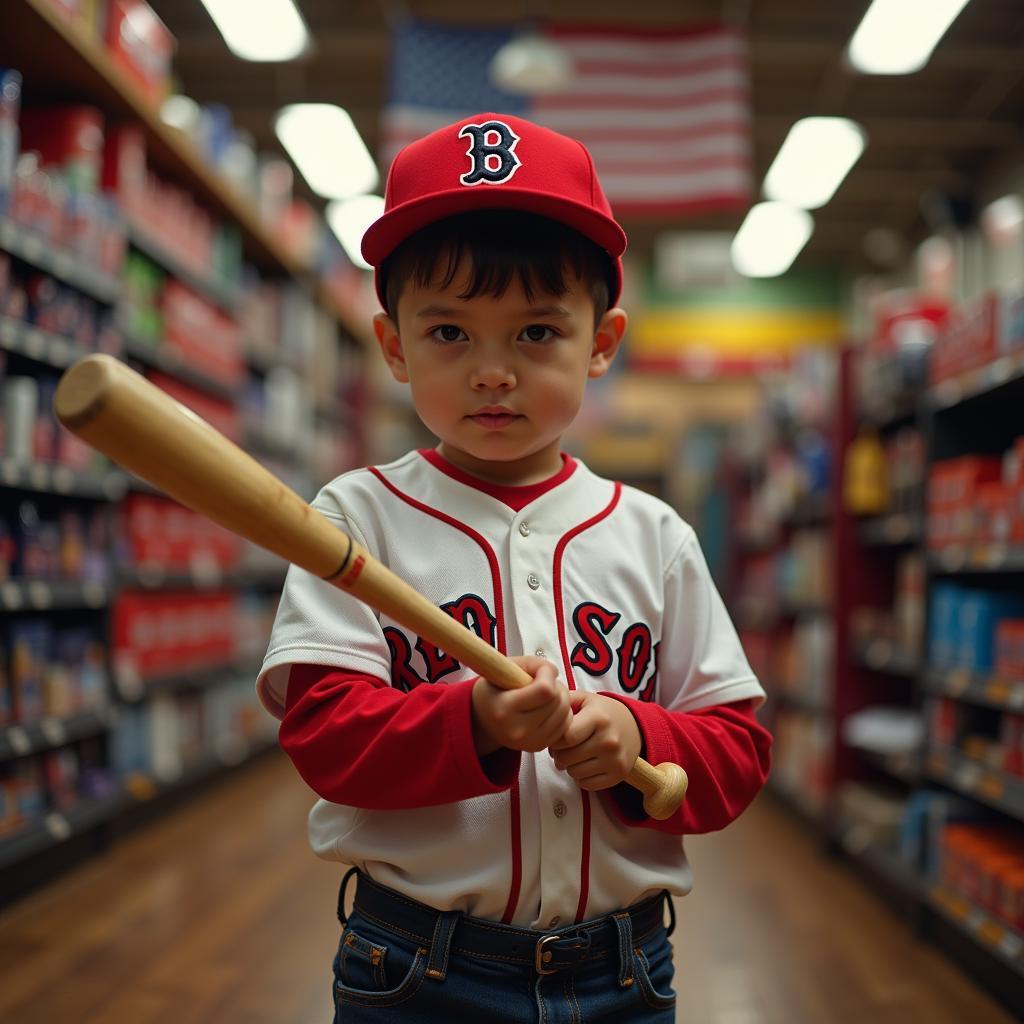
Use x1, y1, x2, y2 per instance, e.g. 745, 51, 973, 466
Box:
373, 312, 409, 383
588, 307, 628, 379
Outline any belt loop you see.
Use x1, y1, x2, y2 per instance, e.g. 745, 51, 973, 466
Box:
424, 910, 460, 982
337, 867, 359, 926
611, 912, 635, 988
662, 890, 676, 937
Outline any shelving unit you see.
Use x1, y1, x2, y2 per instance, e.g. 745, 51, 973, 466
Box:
0, 0, 367, 900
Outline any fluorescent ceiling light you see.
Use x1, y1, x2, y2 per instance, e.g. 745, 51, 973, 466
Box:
847, 0, 972, 75
731, 202, 813, 278
200, 0, 310, 62
327, 195, 385, 270
275, 105, 378, 200
763, 117, 866, 209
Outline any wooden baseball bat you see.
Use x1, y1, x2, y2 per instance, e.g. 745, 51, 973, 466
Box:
54, 355, 687, 819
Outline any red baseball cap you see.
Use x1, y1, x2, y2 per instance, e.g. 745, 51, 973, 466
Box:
361, 112, 626, 308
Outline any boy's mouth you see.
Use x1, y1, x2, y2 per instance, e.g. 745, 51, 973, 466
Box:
468, 407, 522, 429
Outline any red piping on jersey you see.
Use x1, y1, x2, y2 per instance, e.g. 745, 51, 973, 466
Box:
367, 466, 523, 924
553, 481, 623, 923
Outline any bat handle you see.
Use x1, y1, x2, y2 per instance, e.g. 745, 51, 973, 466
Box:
627, 758, 689, 820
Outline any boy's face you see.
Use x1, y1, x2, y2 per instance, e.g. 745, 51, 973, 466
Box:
374, 255, 627, 485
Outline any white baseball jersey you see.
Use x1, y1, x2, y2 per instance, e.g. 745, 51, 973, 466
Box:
257, 449, 764, 929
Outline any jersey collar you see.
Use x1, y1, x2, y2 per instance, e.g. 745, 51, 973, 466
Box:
418, 448, 577, 512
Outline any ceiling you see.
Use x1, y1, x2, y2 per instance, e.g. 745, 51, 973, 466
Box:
149, 0, 1024, 274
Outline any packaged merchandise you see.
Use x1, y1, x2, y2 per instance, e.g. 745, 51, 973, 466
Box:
0, 68, 22, 213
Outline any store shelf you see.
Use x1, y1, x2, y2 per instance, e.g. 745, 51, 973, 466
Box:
850, 637, 921, 677
117, 565, 287, 591
0, 217, 120, 304
114, 660, 260, 703
929, 545, 1024, 574
0, 736, 277, 873
0, 458, 126, 500
929, 350, 1024, 412
930, 884, 1024, 980
127, 222, 242, 315
0, 315, 97, 371
0, 791, 126, 872
0, 0, 308, 280
0, 707, 114, 763
857, 512, 923, 547
924, 670, 1024, 712
927, 746, 1024, 822
834, 822, 924, 902
855, 748, 921, 786
119, 335, 236, 401
0, 578, 110, 611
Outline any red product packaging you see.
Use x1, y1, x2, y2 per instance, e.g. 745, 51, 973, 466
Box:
18, 106, 104, 195
102, 123, 147, 212
104, 0, 176, 106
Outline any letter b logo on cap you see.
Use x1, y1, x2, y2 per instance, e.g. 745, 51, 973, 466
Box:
458, 120, 521, 186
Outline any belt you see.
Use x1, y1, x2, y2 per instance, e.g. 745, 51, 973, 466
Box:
347, 871, 671, 976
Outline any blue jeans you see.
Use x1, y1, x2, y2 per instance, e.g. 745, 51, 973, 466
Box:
330, 871, 677, 1022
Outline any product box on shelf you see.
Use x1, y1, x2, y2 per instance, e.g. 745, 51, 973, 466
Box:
931, 292, 1000, 385
995, 620, 1024, 680
18, 106, 104, 195
927, 455, 1003, 548
104, 0, 176, 106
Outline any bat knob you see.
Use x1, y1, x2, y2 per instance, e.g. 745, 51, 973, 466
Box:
641, 762, 688, 821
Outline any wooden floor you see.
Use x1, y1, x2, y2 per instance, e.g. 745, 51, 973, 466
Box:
0, 751, 1014, 1024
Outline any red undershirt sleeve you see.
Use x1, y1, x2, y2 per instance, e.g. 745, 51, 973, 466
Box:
279, 664, 521, 809
598, 695, 772, 836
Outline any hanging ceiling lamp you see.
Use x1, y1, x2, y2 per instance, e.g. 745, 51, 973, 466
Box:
489, 27, 573, 94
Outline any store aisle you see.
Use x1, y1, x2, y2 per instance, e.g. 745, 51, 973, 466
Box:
0, 752, 1012, 1024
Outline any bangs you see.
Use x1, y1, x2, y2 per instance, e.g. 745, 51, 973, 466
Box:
382, 211, 612, 320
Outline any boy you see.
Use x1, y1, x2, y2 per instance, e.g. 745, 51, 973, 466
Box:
257, 113, 771, 1022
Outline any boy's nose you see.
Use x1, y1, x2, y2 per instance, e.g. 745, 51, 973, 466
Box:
470, 362, 516, 390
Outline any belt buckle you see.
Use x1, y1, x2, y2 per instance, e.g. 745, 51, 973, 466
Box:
535, 933, 561, 975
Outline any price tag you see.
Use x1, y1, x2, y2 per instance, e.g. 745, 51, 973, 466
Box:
82, 583, 106, 608
23, 329, 46, 359
941, 547, 966, 571
0, 460, 17, 484
935, 380, 962, 408
28, 581, 51, 609
990, 356, 1013, 384
22, 233, 44, 261
52, 466, 74, 494
29, 464, 50, 490
0, 318, 15, 344
1, 582, 23, 610
6, 725, 32, 756
999, 931, 1024, 960
44, 813, 72, 842
115, 660, 144, 701
49, 338, 73, 367
1008, 686, 1024, 710
40, 718, 66, 747
955, 761, 982, 792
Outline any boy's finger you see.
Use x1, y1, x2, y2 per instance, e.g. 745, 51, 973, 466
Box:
549, 713, 594, 752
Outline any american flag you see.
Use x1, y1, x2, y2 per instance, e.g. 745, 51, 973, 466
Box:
380, 19, 754, 215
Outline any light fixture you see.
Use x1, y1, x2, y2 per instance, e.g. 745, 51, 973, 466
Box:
275, 105, 378, 200
489, 29, 573, 94
199, 0, 310, 62
731, 202, 813, 278
982, 194, 1024, 248
763, 117, 866, 210
327, 195, 385, 270
847, 0, 972, 75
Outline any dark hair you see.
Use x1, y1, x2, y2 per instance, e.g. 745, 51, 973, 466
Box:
380, 211, 614, 322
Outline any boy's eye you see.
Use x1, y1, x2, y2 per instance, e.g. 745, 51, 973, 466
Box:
430, 324, 468, 343
520, 325, 556, 343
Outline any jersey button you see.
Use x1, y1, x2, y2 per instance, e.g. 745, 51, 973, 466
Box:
527, 573, 540, 590
535, 648, 545, 658
519, 521, 531, 537
553, 799, 567, 819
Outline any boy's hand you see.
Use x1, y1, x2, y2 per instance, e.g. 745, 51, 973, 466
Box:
548, 692, 642, 791
471, 656, 573, 757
